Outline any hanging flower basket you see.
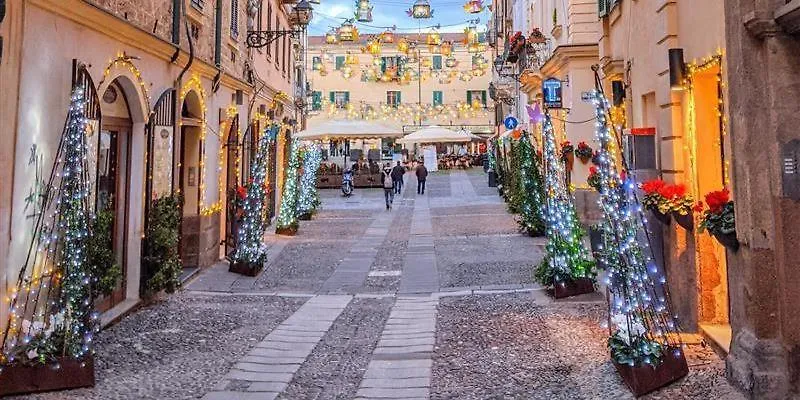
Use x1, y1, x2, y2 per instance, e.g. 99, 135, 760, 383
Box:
554, 277, 595, 299
575, 141, 593, 164
229, 260, 265, 277
0, 356, 95, 397
651, 209, 672, 225
671, 211, 693, 231
613, 347, 689, 397
695, 189, 738, 251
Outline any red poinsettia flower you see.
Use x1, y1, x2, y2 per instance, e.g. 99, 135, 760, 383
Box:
692, 201, 705, 213
236, 185, 247, 200
658, 183, 687, 200
705, 189, 730, 214
578, 141, 591, 150
640, 179, 666, 195
561, 140, 572, 148
589, 166, 598, 175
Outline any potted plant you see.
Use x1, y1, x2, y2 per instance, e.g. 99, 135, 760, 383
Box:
659, 183, 694, 230
640, 179, 671, 225
560, 140, 575, 171
575, 141, 593, 164
591, 150, 602, 166
587, 166, 602, 192
695, 188, 738, 250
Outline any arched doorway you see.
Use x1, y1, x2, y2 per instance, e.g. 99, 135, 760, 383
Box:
95, 73, 148, 313
178, 87, 209, 274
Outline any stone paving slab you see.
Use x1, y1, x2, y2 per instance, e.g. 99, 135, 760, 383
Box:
203, 295, 351, 399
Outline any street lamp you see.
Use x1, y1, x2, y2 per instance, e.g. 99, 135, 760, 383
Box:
246, 0, 313, 48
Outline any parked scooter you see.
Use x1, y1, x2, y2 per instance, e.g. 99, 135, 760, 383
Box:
341, 169, 354, 197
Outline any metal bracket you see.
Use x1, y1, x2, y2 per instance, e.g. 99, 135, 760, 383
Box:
246, 30, 298, 49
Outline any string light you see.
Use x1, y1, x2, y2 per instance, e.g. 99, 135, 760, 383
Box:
99, 52, 152, 112
276, 138, 302, 234
297, 142, 323, 218
179, 74, 220, 216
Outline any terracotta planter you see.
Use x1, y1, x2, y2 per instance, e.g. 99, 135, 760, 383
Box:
613, 347, 689, 397
0, 356, 95, 396
713, 231, 739, 251
229, 260, 264, 276
553, 277, 595, 299
276, 224, 298, 236
672, 212, 693, 231
650, 209, 671, 225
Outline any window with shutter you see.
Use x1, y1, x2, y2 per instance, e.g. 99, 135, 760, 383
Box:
266, 4, 272, 56
598, 0, 609, 17
230, 0, 239, 38
432, 55, 442, 70
312, 91, 322, 111
330, 91, 349, 108
274, 15, 279, 63
433, 91, 443, 106
467, 90, 487, 106
335, 56, 345, 70
387, 91, 401, 107
466, 91, 472, 104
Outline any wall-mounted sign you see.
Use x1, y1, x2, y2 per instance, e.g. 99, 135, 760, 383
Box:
542, 78, 563, 109
503, 115, 518, 130
630, 127, 656, 136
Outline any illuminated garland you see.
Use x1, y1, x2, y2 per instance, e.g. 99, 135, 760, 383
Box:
218, 105, 240, 209
276, 138, 302, 233
590, 88, 683, 367
316, 100, 490, 124
234, 125, 277, 265
98, 52, 152, 112
540, 114, 595, 284
514, 132, 546, 236
297, 142, 323, 218
2, 87, 98, 366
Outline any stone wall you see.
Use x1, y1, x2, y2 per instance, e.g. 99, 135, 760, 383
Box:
723, 0, 800, 397
181, 214, 222, 269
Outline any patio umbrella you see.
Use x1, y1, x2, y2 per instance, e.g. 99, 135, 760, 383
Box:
294, 119, 402, 140
396, 125, 481, 144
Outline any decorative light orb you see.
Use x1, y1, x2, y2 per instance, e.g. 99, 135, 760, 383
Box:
345, 52, 359, 65
429, 44, 441, 54
325, 30, 338, 44
355, 0, 373, 22
397, 38, 410, 53
421, 57, 432, 68
463, 25, 479, 45
463, 0, 484, 14
441, 41, 453, 56
408, 0, 432, 19
381, 29, 395, 43
445, 55, 458, 68
426, 29, 441, 45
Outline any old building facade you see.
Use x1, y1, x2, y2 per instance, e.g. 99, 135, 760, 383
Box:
0, 0, 302, 326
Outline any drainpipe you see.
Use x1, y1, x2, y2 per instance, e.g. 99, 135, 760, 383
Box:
173, 0, 195, 192
170, 0, 182, 62
212, 0, 223, 93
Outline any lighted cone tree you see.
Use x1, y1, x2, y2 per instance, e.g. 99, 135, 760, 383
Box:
513, 131, 546, 236
297, 142, 322, 221
589, 77, 687, 396
1, 87, 98, 396
535, 114, 595, 298
229, 124, 277, 276
276, 137, 301, 235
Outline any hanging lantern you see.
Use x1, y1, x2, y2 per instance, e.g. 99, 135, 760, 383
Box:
462, 0, 484, 13
441, 41, 453, 56
426, 29, 441, 45
445, 55, 458, 68
407, 0, 432, 19
319, 64, 328, 76
355, 0, 373, 22
463, 25, 479, 45
366, 39, 382, 56
429, 43, 442, 54
397, 38, 410, 53
325, 30, 338, 44
337, 20, 359, 42
345, 52, 359, 65
381, 29, 395, 43
467, 42, 483, 53
342, 65, 354, 79
421, 57, 432, 68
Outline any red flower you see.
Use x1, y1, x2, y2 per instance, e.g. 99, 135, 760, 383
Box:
561, 140, 572, 148
640, 179, 666, 195
705, 189, 730, 214
236, 186, 247, 200
692, 202, 705, 213
577, 141, 591, 150
589, 166, 598, 175
658, 183, 687, 200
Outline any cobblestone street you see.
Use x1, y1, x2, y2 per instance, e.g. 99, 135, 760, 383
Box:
18, 169, 744, 400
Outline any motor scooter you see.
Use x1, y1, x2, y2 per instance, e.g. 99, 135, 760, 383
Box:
341, 169, 354, 197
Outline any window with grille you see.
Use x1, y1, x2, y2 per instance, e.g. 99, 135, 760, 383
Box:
330, 91, 350, 108
312, 91, 322, 111
467, 90, 487, 106
386, 91, 401, 107
230, 0, 239, 38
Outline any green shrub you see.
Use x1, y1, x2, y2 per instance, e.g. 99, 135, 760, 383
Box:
141, 195, 183, 297
87, 209, 122, 299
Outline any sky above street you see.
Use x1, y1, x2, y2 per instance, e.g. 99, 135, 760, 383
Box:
307, 0, 491, 35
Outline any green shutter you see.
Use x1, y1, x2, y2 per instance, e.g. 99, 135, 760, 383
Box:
344, 91, 350, 104
312, 91, 322, 110
330, 91, 335, 103
381, 57, 387, 73
433, 91, 442, 106
481, 91, 487, 106
433, 55, 442, 70
397, 91, 401, 105
396, 56, 403, 76
467, 91, 472, 104
335, 56, 345, 70
599, 0, 608, 17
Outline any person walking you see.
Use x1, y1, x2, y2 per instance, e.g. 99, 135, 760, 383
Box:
391, 161, 405, 194
381, 163, 395, 210
415, 162, 428, 195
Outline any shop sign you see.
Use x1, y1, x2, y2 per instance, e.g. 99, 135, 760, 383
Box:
542, 78, 563, 109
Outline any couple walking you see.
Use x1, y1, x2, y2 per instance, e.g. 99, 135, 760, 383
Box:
381, 161, 428, 209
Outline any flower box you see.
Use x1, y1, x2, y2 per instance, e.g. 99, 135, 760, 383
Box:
672, 212, 693, 231
554, 277, 595, 299
613, 347, 689, 397
229, 260, 264, 276
0, 356, 95, 397
713, 232, 739, 251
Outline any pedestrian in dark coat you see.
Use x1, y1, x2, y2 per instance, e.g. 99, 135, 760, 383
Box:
416, 163, 428, 195
391, 161, 405, 194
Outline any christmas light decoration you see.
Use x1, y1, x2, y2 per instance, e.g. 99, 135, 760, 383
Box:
2, 86, 98, 371
381, 29, 395, 43
297, 142, 323, 220
355, 0, 373, 22
325, 29, 338, 44
276, 138, 302, 235
337, 19, 359, 42
445, 55, 458, 68
463, 0, 485, 13
537, 113, 595, 290
513, 132, 546, 236
426, 29, 442, 45
407, 0, 432, 19
588, 72, 686, 383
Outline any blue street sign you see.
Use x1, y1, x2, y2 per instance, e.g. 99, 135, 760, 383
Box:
503, 116, 518, 130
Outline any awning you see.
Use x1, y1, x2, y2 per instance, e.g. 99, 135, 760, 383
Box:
295, 119, 403, 140
396, 125, 482, 144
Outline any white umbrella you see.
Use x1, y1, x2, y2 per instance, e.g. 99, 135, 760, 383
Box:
396, 125, 481, 144
295, 119, 402, 140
